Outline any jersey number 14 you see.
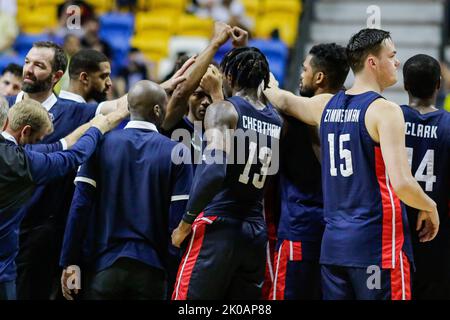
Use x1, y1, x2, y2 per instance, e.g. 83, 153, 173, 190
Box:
406, 148, 436, 192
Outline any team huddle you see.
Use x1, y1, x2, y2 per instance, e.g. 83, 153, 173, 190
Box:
0, 22, 449, 301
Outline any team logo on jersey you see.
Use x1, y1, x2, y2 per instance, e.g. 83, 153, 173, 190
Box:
48, 113, 55, 122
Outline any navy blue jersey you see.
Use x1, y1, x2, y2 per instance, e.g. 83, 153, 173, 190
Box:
401, 105, 450, 279
6, 94, 98, 230
0, 128, 102, 282
203, 96, 283, 219
60, 121, 193, 272
162, 116, 203, 170
320, 91, 413, 269
277, 116, 324, 246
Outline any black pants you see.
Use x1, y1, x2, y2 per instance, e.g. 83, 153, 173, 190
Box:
86, 258, 166, 300
16, 223, 60, 300
413, 276, 450, 300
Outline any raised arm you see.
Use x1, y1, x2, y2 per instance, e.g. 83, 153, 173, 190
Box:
97, 94, 129, 115
263, 73, 331, 126
160, 56, 196, 96
171, 101, 238, 247
161, 22, 233, 131
367, 99, 439, 242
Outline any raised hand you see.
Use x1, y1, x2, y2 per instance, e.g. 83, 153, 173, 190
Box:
211, 22, 233, 47
231, 26, 249, 47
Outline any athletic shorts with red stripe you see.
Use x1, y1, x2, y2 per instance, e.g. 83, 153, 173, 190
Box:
269, 239, 321, 300
321, 251, 411, 300
172, 214, 267, 300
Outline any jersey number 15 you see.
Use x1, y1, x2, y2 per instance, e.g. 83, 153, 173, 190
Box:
328, 133, 354, 177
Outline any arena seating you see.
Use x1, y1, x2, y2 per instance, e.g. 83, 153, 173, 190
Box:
1, 1, 304, 84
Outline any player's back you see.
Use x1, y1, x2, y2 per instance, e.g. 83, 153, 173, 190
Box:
278, 116, 324, 243
401, 105, 450, 280
87, 125, 190, 271
320, 90, 412, 269
203, 96, 282, 220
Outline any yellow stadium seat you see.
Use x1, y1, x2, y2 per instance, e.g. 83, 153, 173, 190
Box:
18, 6, 58, 33
443, 94, 450, 112
151, 0, 186, 13
242, 0, 260, 19
135, 12, 176, 34
134, 30, 173, 45
84, 0, 113, 14
35, 0, 65, 6
131, 34, 170, 62
137, 0, 152, 11
17, 5, 30, 15
261, 0, 302, 16
17, 0, 36, 7
176, 15, 214, 38
255, 13, 299, 46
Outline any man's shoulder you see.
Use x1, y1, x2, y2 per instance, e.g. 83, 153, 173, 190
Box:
104, 128, 176, 146
149, 132, 189, 159
57, 97, 98, 108
366, 98, 401, 120
0, 140, 27, 171
206, 100, 239, 125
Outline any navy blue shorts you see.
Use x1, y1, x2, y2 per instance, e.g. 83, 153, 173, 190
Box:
172, 213, 267, 300
270, 239, 321, 300
321, 251, 411, 300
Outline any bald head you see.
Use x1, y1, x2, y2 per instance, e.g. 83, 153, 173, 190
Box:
128, 80, 167, 125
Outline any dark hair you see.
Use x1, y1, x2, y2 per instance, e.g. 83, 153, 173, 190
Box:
220, 47, 270, 90
69, 49, 109, 79
309, 43, 349, 90
2, 63, 22, 77
403, 54, 440, 100
33, 41, 68, 73
346, 28, 391, 73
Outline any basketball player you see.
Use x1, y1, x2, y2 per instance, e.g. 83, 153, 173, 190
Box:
401, 54, 450, 299
171, 47, 283, 299
264, 28, 439, 300
271, 43, 349, 300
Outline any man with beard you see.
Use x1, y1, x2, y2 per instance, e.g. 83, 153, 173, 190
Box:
270, 43, 349, 300
4, 41, 127, 300
59, 49, 112, 104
